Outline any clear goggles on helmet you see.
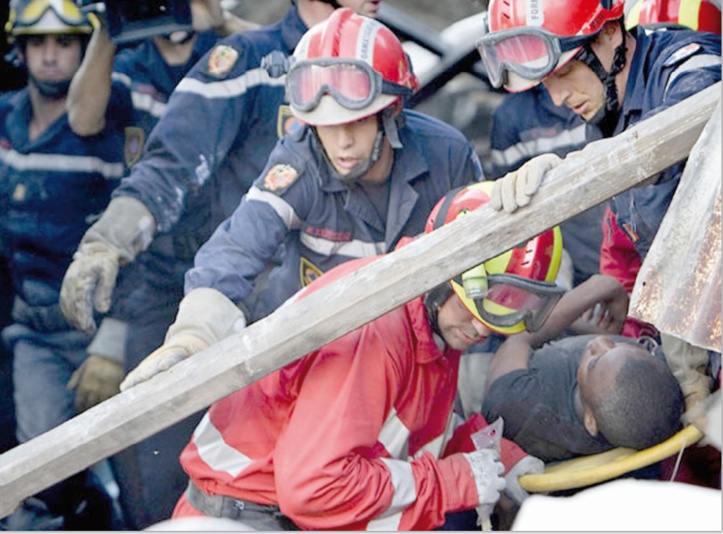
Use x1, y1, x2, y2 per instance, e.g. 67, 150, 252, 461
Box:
286, 58, 413, 113
476, 26, 592, 89
17, 0, 88, 28
459, 268, 565, 332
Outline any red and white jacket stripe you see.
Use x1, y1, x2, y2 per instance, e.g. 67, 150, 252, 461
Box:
175, 259, 482, 530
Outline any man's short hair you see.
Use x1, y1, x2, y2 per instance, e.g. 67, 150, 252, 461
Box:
593, 355, 684, 449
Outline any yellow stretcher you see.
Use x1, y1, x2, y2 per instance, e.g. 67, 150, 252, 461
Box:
518, 425, 703, 493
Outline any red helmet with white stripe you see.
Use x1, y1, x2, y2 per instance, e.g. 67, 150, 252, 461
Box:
288, 7, 418, 125
478, 0, 625, 91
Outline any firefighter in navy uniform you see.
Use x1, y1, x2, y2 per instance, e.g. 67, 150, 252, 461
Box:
0, 0, 127, 529
118, 8, 483, 392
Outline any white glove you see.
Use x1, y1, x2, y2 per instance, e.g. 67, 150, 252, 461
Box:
120, 288, 246, 390
60, 196, 156, 334
462, 449, 506, 507
504, 454, 545, 504
491, 153, 562, 213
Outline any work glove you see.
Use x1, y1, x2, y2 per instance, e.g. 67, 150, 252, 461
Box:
120, 287, 246, 390
67, 355, 125, 412
491, 153, 562, 213
60, 196, 156, 334
462, 449, 506, 511
503, 454, 545, 505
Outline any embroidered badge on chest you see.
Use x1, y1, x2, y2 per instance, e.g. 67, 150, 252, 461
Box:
262, 164, 299, 192
300, 257, 323, 287
276, 105, 303, 139
207, 45, 239, 77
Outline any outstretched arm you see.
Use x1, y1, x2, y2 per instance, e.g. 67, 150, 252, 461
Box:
485, 274, 628, 389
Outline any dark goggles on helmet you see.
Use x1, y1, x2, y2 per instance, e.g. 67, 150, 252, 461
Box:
460, 270, 565, 332
16, 0, 89, 29
286, 58, 412, 113
476, 26, 592, 89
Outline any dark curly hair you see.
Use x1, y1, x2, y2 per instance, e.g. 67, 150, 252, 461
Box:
592, 355, 684, 449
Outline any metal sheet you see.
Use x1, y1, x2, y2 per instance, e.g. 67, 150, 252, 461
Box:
629, 103, 721, 352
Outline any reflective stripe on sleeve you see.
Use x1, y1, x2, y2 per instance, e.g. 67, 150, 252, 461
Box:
490, 123, 586, 171
192, 412, 253, 478
176, 67, 286, 99
246, 186, 302, 230
366, 458, 417, 531
664, 54, 721, 94
0, 147, 125, 179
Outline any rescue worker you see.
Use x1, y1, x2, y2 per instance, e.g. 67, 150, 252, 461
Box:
117, 8, 485, 390
0, 0, 126, 529
476, 0, 720, 408
60, 1, 257, 529
128, 181, 561, 530
59, 0, 385, 338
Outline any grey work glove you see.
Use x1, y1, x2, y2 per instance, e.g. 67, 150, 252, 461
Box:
120, 288, 246, 390
491, 153, 563, 213
504, 454, 545, 505
67, 355, 125, 412
60, 196, 156, 334
462, 449, 506, 514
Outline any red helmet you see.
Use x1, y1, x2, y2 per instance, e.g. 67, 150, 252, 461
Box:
288, 7, 419, 126
426, 182, 565, 334
625, 0, 722, 34
478, 0, 625, 91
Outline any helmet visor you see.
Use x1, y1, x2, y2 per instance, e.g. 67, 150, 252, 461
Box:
476, 26, 590, 90
470, 273, 565, 332
287, 58, 411, 113
19, 0, 88, 28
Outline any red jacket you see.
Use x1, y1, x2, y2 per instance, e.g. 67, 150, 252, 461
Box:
600, 206, 659, 339
175, 257, 484, 530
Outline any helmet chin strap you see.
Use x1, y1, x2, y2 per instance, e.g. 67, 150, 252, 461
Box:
424, 283, 454, 340
314, 107, 403, 184
575, 19, 628, 137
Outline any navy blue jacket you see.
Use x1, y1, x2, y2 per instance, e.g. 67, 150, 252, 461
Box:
602, 27, 721, 260
0, 90, 125, 307
187, 111, 484, 321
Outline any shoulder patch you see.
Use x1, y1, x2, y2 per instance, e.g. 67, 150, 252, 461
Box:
262, 164, 299, 192
207, 45, 239, 77
124, 126, 145, 168
663, 43, 702, 68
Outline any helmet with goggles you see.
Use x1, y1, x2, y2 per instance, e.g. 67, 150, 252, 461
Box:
6, 0, 93, 41
625, 0, 721, 34
425, 181, 565, 334
287, 7, 419, 126
477, 0, 624, 92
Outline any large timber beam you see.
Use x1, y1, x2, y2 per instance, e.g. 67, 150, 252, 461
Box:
0, 82, 720, 518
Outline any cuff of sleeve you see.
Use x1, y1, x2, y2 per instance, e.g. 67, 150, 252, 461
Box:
86, 317, 128, 364
435, 454, 482, 512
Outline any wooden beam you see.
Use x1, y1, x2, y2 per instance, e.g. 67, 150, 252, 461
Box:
0, 82, 719, 518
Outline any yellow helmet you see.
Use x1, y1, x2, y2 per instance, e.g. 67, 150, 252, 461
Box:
6, 0, 93, 41
425, 181, 565, 334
